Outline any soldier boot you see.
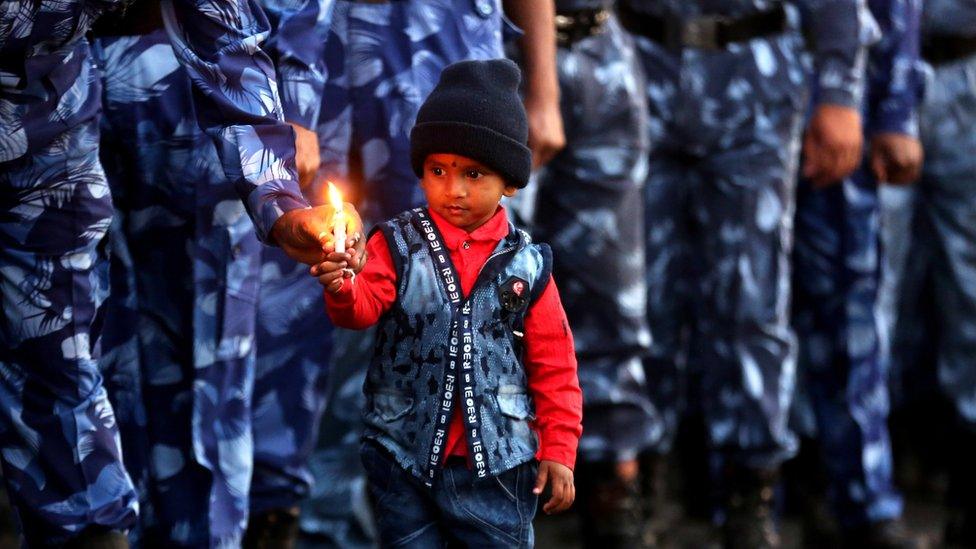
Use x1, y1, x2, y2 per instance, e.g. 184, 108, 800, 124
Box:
639, 452, 669, 547
576, 460, 645, 548
945, 427, 976, 547
243, 506, 301, 549
722, 466, 780, 549
63, 529, 129, 549
842, 519, 928, 549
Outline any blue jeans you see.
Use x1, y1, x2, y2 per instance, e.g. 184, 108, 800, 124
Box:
360, 442, 538, 548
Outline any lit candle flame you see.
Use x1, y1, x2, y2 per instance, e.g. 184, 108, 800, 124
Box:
327, 181, 343, 213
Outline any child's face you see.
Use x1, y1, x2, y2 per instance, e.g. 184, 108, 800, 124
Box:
419, 154, 517, 233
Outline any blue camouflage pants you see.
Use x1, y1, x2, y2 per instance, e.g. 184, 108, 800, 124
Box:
99, 191, 153, 546
250, 252, 333, 514
94, 30, 261, 547
532, 15, 654, 463
634, 33, 805, 468
792, 168, 902, 528
0, 115, 139, 545
292, 1, 505, 543
881, 54, 976, 430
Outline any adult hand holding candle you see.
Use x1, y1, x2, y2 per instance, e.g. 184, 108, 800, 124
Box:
311, 182, 367, 288
270, 204, 345, 266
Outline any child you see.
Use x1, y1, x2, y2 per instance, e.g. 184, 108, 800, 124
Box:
311, 59, 583, 547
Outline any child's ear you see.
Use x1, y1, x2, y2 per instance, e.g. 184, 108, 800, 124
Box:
502, 185, 518, 198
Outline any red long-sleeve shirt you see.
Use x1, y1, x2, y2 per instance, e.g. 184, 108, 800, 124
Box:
325, 207, 583, 470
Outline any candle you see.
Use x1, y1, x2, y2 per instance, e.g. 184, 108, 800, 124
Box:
328, 182, 346, 254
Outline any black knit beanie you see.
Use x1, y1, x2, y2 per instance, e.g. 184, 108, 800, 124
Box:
410, 59, 531, 189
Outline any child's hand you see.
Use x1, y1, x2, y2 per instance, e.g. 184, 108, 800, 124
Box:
319, 229, 367, 275
310, 250, 353, 294
533, 460, 575, 514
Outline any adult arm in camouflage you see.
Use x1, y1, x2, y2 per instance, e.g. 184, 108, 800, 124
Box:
867, 0, 924, 184
801, 0, 877, 186
161, 0, 362, 264
503, 0, 566, 169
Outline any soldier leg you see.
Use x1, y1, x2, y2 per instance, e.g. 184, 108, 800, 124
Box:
916, 55, 976, 545
0, 118, 138, 545
793, 169, 912, 546
247, 250, 334, 549
632, 33, 696, 546
692, 68, 804, 548
96, 98, 154, 545
877, 184, 923, 396
638, 149, 698, 544
533, 15, 652, 547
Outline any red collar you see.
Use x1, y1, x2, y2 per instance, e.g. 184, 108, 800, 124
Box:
427, 206, 510, 250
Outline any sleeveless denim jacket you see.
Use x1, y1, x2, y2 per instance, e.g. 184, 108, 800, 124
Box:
362, 209, 552, 484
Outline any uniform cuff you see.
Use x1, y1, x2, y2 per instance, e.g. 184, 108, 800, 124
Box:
247, 179, 311, 243
872, 110, 919, 139
815, 86, 860, 111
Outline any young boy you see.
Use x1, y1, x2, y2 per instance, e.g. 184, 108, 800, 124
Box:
311, 59, 583, 547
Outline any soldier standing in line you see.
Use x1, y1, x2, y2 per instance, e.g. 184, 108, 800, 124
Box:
790, 0, 925, 546
524, 2, 655, 546
90, 0, 335, 544
616, 0, 874, 545
0, 0, 352, 545
880, 0, 976, 544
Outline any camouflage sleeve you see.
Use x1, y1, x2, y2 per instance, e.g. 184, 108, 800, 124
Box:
262, 0, 335, 129
161, 0, 310, 243
801, 0, 880, 109
866, 0, 923, 136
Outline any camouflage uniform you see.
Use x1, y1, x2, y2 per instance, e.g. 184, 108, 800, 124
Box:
0, 0, 307, 545
621, 0, 874, 468
520, 3, 653, 544
249, 0, 336, 519
1, 0, 137, 543
881, 0, 976, 432
533, 0, 654, 464
90, 0, 320, 544
791, 0, 922, 530
287, 2, 508, 544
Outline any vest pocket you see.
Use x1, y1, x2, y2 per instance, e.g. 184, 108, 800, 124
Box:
496, 386, 536, 421
373, 392, 415, 422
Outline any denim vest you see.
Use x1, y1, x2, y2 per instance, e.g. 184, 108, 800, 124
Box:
362, 209, 552, 485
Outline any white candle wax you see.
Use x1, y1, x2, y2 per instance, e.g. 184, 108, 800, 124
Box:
334, 208, 346, 254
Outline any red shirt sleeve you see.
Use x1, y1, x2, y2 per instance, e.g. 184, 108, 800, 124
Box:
523, 275, 583, 471
324, 231, 397, 329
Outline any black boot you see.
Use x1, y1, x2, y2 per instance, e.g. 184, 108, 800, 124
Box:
243, 507, 301, 549
639, 452, 670, 547
722, 466, 780, 549
945, 425, 976, 548
945, 508, 976, 548
63, 529, 129, 549
842, 519, 928, 549
782, 439, 840, 548
576, 461, 645, 548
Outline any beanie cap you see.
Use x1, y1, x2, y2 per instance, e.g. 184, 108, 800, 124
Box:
410, 59, 531, 188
